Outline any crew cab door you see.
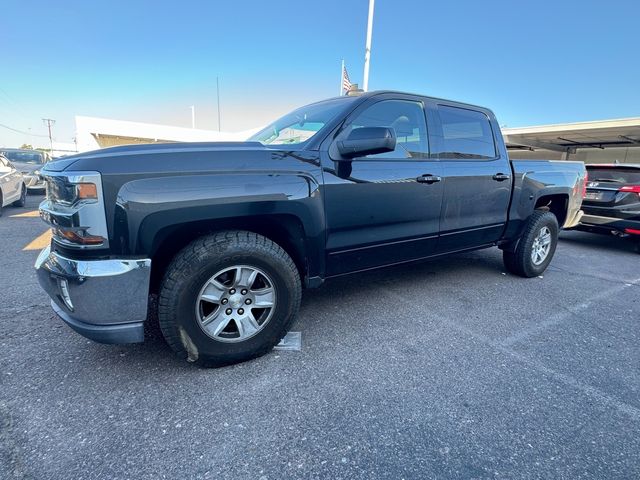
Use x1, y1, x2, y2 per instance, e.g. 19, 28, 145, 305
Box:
321, 95, 443, 276
427, 101, 512, 252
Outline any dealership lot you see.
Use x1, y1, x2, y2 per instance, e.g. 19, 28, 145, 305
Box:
1, 195, 639, 479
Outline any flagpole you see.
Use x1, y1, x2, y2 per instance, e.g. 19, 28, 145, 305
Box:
340, 59, 345, 96
362, 0, 375, 92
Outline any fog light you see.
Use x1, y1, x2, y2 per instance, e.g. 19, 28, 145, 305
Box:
54, 228, 105, 246
58, 278, 74, 311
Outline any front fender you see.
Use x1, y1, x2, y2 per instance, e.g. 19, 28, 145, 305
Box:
113, 172, 324, 257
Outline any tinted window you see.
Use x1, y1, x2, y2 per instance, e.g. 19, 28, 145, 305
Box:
435, 105, 496, 159
349, 99, 429, 159
586, 167, 640, 184
2, 150, 44, 164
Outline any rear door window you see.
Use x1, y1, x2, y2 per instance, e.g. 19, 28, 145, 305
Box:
434, 105, 497, 159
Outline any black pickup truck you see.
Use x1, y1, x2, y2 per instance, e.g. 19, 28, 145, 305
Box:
36, 91, 586, 367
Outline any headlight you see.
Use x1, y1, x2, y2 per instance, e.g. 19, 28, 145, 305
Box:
39, 171, 109, 249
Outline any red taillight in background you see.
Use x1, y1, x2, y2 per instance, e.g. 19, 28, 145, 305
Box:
582, 172, 588, 198
619, 185, 640, 194
624, 228, 640, 235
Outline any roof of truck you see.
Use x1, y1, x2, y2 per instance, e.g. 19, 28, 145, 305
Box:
334, 90, 493, 112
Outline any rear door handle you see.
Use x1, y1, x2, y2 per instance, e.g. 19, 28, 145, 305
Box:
492, 173, 510, 182
416, 174, 441, 184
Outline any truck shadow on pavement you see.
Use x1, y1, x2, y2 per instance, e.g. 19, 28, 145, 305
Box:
133, 249, 508, 367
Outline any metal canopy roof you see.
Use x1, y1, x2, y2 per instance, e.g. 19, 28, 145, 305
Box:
502, 117, 640, 153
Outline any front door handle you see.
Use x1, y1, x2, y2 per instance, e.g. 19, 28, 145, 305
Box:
416, 174, 441, 184
492, 173, 510, 182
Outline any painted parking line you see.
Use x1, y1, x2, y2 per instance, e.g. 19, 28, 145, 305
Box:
23, 230, 51, 251
10, 210, 40, 218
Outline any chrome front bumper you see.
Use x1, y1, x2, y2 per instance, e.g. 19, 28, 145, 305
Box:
35, 246, 151, 344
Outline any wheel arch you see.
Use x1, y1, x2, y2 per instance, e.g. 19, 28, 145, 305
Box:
534, 193, 569, 227
148, 214, 311, 294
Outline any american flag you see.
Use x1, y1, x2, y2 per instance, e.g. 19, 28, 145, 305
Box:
342, 65, 352, 94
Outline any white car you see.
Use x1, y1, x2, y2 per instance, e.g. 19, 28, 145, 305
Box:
1, 148, 49, 192
0, 154, 26, 216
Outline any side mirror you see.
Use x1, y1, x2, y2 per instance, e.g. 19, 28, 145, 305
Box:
337, 127, 396, 159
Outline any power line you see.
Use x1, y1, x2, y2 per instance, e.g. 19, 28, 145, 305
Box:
0, 86, 19, 108
0, 122, 49, 138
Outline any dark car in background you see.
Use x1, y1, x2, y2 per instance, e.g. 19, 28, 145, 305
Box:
0, 148, 50, 193
575, 164, 640, 252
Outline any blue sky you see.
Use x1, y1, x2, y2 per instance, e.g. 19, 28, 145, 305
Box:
1, 0, 639, 148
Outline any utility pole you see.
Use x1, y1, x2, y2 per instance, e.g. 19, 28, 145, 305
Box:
42, 118, 55, 154
216, 77, 221, 132
362, 0, 375, 92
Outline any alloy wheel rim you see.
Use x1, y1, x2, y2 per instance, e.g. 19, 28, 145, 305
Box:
531, 226, 552, 266
195, 265, 276, 343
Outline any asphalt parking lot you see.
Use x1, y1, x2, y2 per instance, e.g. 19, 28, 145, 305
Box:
1, 194, 639, 480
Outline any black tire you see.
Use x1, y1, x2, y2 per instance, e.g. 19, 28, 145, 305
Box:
12, 184, 26, 207
158, 231, 301, 367
503, 210, 559, 277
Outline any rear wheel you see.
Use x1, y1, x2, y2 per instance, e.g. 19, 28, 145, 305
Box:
158, 231, 301, 367
503, 210, 559, 277
13, 184, 26, 207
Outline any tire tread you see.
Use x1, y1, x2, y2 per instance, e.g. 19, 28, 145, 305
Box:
503, 210, 558, 278
158, 230, 301, 367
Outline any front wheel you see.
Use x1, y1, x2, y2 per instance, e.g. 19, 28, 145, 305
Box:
158, 231, 301, 367
503, 210, 559, 277
13, 184, 26, 207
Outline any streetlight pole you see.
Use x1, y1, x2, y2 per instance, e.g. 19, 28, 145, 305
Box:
362, 0, 375, 92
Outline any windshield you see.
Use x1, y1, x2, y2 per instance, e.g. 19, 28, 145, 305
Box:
248, 98, 355, 146
587, 166, 640, 184
2, 150, 45, 164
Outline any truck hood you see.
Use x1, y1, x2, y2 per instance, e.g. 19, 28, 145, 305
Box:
43, 142, 270, 173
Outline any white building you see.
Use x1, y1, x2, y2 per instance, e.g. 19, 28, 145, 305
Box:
75, 116, 260, 153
